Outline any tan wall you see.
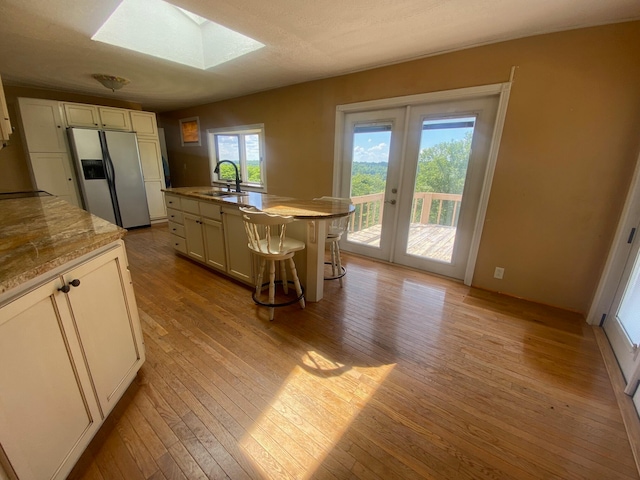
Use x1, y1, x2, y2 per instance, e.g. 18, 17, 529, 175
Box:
160, 22, 640, 314
0, 85, 143, 193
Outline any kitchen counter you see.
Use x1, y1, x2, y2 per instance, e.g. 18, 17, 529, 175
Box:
163, 186, 354, 219
163, 187, 354, 302
0, 196, 126, 294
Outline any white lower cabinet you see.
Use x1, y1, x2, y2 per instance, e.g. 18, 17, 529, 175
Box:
184, 212, 206, 262
166, 195, 253, 284
184, 211, 227, 272
0, 241, 145, 480
203, 217, 226, 271
222, 207, 253, 283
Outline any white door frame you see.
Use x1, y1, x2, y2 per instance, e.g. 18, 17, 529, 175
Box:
588, 145, 640, 394
588, 147, 640, 327
332, 82, 512, 285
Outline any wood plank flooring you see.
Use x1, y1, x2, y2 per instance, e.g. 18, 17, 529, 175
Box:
68, 224, 639, 480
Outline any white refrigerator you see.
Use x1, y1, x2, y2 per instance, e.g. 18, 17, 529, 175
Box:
67, 128, 150, 228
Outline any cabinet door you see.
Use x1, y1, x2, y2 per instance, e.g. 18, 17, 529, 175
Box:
17, 98, 67, 153
130, 111, 158, 137
63, 103, 100, 128
145, 180, 167, 220
203, 217, 226, 271
138, 137, 163, 181
0, 75, 12, 144
30, 152, 81, 207
63, 244, 145, 417
184, 213, 206, 262
0, 278, 101, 480
223, 207, 253, 283
98, 107, 131, 131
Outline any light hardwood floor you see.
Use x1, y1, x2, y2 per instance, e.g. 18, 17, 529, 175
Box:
68, 224, 639, 480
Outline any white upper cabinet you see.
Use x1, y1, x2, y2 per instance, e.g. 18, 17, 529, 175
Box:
63, 103, 100, 128
65, 103, 132, 131
130, 110, 158, 137
17, 98, 67, 153
98, 107, 131, 131
0, 75, 12, 147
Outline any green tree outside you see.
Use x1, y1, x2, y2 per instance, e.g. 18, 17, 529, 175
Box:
350, 131, 472, 227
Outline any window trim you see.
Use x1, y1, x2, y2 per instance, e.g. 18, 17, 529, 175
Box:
206, 123, 266, 192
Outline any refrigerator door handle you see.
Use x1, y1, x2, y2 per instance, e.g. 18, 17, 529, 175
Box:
99, 131, 123, 227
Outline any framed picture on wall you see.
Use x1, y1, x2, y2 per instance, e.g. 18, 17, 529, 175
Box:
179, 117, 201, 146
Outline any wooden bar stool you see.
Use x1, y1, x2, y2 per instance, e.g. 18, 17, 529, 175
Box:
314, 196, 353, 287
239, 207, 305, 320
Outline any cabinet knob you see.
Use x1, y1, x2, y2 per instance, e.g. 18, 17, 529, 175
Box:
58, 279, 81, 293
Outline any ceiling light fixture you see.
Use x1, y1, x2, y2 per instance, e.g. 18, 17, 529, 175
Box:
92, 74, 130, 92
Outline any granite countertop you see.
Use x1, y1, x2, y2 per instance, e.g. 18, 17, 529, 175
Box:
164, 186, 354, 219
1, 196, 126, 294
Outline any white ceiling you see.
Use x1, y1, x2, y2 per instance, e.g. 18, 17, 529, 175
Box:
1, 0, 639, 112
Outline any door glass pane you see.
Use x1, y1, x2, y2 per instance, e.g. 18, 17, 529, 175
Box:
618, 250, 640, 345
348, 123, 392, 248
405, 117, 476, 263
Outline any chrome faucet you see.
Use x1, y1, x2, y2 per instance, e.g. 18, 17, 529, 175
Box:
214, 160, 242, 192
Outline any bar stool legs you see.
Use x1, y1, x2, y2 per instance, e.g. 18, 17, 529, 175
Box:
254, 258, 305, 320
240, 205, 306, 321
325, 236, 346, 287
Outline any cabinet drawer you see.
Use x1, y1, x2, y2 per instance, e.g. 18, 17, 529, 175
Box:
200, 202, 222, 220
166, 208, 183, 224
182, 198, 200, 215
164, 194, 181, 210
168, 221, 185, 238
171, 234, 187, 254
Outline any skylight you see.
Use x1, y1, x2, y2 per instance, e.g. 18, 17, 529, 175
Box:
92, 0, 264, 70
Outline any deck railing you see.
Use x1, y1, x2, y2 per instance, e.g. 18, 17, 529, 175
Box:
349, 192, 462, 233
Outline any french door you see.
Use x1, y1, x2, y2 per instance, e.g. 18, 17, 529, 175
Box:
590, 147, 640, 407
339, 96, 498, 279
603, 224, 640, 395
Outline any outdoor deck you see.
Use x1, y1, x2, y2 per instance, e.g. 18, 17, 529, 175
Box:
347, 223, 457, 262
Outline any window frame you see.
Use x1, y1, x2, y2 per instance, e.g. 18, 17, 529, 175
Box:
207, 123, 266, 192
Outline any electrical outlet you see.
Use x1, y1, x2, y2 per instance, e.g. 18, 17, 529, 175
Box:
494, 267, 505, 279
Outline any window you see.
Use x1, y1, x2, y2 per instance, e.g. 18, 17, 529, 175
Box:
207, 124, 266, 191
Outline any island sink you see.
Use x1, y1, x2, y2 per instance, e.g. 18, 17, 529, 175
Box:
196, 191, 248, 197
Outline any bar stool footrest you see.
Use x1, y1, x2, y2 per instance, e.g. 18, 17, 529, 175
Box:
324, 261, 346, 280
252, 280, 305, 307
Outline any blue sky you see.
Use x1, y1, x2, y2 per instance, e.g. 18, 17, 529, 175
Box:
216, 134, 260, 163
353, 117, 475, 163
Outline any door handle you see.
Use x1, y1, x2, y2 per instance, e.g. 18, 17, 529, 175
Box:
385, 199, 396, 205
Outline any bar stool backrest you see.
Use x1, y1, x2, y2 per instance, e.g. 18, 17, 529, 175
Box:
240, 207, 297, 255
314, 196, 353, 239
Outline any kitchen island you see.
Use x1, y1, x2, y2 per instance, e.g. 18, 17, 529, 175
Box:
163, 187, 354, 302
0, 195, 145, 480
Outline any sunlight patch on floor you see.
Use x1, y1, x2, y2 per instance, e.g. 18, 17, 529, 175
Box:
240, 350, 396, 478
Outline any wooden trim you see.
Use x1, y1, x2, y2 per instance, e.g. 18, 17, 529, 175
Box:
464, 80, 513, 286
336, 82, 507, 112
594, 325, 640, 475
